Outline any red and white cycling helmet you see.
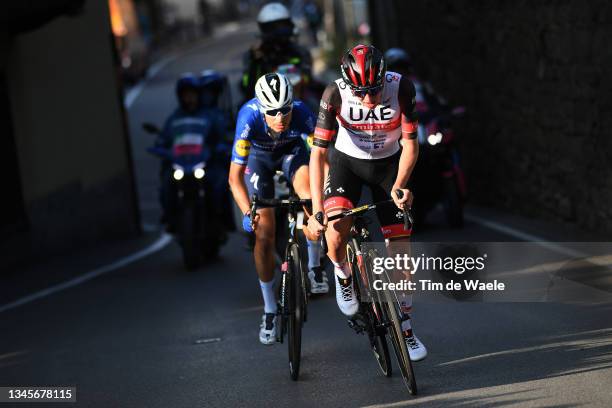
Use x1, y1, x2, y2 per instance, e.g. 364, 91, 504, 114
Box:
340, 44, 386, 94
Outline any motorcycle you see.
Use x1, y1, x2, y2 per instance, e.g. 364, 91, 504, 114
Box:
410, 106, 467, 228
143, 122, 226, 269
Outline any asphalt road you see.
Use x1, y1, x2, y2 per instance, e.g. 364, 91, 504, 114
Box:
1, 23, 612, 408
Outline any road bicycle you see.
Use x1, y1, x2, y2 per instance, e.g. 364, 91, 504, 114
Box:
249, 190, 310, 381
316, 191, 417, 394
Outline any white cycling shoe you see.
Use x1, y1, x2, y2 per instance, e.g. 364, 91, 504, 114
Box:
308, 267, 329, 294
334, 274, 359, 316
259, 313, 277, 345
405, 334, 428, 361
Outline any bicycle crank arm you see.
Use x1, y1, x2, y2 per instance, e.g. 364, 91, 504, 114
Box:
347, 316, 368, 335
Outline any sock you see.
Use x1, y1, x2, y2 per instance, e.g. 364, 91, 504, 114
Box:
307, 239, 321, 271
331, 260, 351, 280
259, 278, 277, 314
400, 293, 413, 333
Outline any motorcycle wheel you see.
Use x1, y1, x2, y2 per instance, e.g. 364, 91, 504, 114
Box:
444, 176, 464, 228
180, 205, 201, 270
201, 206, 221, 261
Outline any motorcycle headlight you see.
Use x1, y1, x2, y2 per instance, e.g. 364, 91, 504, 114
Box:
193, 162, 206, 179
173, 168, 184, 180
194, 168, 205, 179
427, 132, 443, 146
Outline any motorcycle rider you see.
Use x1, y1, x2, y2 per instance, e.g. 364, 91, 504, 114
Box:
200, 69, 233, 124
384, 48, 446, 134
385, 48, 466, 227
240, 2, 313, 103
157, 73, 229, 230
200, 69, 236, 231
228, 73, 328, 345
307, 45, 427, 361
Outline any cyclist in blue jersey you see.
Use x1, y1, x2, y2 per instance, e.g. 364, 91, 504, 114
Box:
228, 73, 328, 345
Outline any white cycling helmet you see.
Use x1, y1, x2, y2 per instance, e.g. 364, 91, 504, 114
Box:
255, 73, 293, 111
257, 2, 290, 24
257, 2, 295, 39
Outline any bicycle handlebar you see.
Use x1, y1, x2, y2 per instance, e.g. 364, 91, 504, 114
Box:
315, 212, 327, 254
250, 194, 311, 210
249, 194, 312, 231
315, 191, 414, 254
394, 189, 414, 231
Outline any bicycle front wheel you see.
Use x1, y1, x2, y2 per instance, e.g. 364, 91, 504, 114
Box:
378, 257, 417, 395
287, 243, 304, 381
351, 242, 392, 378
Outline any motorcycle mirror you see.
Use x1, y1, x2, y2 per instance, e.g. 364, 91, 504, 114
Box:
142, 122, 161, 134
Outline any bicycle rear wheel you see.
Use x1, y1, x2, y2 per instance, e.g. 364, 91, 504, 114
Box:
349, 242, 392, 377
287, 243, 304, 380
377, 258, 417, 395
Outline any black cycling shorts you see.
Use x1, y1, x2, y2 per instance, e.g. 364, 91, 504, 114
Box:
323, 148, 411, 239
244, 141, 309, 200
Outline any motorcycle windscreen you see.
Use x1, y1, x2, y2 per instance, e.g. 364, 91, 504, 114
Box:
173, 133, 204, 155
172, 133, 207, 167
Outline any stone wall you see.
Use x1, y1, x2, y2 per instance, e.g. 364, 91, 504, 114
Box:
372, 0, 612, 232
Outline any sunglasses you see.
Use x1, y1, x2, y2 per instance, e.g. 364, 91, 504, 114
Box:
351, 85, 383, 98
265, 106, 292, 117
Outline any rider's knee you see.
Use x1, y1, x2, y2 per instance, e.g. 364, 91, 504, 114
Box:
255, 224, 275, 248
326, 226, 346, 249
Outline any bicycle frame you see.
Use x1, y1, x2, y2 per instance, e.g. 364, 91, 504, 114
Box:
322, 194, 417, 394
249, 193, 311, 327
250, 192, 311, 380
279, 199, 305, 339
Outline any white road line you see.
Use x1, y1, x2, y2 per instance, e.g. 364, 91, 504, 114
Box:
0, 233, 173, 314
465, 213, 588, 258
2, 23, 248, 314
123, 21, 246, 109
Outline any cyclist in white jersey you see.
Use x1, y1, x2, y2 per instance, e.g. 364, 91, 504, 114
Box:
307, 44, 427, 361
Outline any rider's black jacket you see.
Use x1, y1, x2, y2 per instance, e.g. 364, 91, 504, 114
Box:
240, 39, 312, 102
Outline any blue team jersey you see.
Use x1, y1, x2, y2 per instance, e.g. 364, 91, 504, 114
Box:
231, 99, 316, 165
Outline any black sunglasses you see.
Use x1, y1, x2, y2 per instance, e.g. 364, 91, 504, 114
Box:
265, 106, 292, 116
351, 84, 383, 98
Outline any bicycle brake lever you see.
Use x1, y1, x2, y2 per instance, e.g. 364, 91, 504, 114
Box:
406, 208, 414, 227
250, 194, 258, 228
395, 189, 411, 231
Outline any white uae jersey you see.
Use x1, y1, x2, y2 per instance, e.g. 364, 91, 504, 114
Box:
334, 72, 403, 159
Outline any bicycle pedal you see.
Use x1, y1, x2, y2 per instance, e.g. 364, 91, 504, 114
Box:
347, 316, 367, 335
374, 322, 389, 335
